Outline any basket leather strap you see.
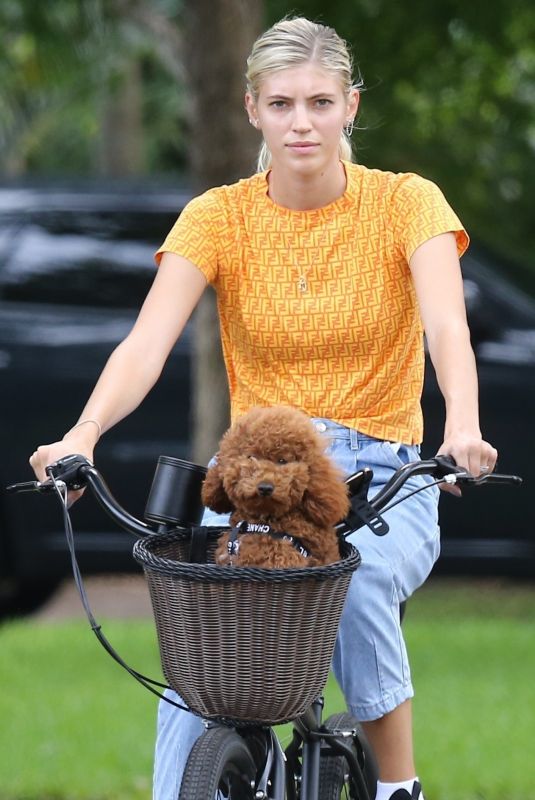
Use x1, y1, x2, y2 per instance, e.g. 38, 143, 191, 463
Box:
188, 525, 210, 563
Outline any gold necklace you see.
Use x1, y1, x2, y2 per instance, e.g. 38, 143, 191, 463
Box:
295, 245, 321, 294
297, 270, 311, 293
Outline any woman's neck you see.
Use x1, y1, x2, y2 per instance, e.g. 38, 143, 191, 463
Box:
267, 160, 347, 211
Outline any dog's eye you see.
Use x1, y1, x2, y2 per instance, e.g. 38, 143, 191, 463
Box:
277, 457, 287, 465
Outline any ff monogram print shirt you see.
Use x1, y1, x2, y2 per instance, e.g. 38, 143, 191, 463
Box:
156, 162, 468, 444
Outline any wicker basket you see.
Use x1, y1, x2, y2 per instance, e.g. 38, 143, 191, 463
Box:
133, 528, 361, 726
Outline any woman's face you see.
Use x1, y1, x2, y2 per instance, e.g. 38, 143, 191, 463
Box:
246, 62, 358, 175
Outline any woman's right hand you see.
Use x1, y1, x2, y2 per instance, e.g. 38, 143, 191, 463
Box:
29, 431, 96, 506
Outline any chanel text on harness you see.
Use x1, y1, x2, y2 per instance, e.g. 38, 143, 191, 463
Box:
227, 521, 310, 560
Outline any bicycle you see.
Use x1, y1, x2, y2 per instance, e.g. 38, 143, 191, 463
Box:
7, 452, 521, 799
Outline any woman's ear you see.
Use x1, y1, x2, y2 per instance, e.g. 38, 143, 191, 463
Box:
302, 454, 350, 527
244, 92, 259, 128
201, 461, 234, 513
347, 87, 360, 120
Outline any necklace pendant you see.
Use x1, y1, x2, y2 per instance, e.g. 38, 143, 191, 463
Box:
298, 275, 308, 293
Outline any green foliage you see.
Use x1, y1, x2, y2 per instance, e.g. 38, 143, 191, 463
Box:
0, 0, 534, 289
0, 0, 186, 178
267, 0, 535, 291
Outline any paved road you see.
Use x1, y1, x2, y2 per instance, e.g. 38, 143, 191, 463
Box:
33, 574, 153, 621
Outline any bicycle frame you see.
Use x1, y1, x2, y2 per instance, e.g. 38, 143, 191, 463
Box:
209, 697, 373, 800
289, 700, 372, 800
6, 453, 521, 800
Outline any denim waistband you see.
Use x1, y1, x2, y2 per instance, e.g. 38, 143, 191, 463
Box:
310, 417, 383, 448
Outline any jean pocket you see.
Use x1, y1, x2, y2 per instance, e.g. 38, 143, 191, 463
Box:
360, 440, 419, 471
384, 442, 421, 469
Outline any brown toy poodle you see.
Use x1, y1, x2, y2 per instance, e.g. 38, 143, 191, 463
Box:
201, 406, 350, 568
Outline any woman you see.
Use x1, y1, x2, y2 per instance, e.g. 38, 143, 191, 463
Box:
30, 17, 497, 800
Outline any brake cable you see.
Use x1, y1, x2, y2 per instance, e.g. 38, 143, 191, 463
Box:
49, 473, 191, 712
379, 477, 448, 515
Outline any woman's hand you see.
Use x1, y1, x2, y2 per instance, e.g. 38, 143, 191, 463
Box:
29, 432, 96, 506
437, 433, 498, 496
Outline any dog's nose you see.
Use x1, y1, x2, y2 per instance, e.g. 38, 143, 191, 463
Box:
257, 481, 274, 496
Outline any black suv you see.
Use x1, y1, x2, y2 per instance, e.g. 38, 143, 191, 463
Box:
1, 184, 533, 616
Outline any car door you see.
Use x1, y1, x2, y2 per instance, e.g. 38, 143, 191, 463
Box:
421, 248, 535, 575
1, 189, 192, 603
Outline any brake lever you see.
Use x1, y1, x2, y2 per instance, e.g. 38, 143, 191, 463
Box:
459, 472, 523, 487
433, 454, 522, 487
5, 479, 55, 494
443, 471, 523, 487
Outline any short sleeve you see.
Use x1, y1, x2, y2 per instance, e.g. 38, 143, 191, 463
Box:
154, 188, 226, 284
390, 173, 469, 263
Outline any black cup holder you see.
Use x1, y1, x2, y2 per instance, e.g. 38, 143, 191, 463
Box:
144, 456, 207, 528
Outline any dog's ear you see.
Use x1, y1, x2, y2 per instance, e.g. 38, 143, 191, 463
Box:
201, 458, 235, 513
302, 454, 350, 527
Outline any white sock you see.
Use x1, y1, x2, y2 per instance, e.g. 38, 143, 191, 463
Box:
375, 777, 423, 800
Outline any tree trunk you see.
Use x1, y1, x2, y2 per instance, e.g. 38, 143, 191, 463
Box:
97, 58, 145, 177
182, 0, 264, 464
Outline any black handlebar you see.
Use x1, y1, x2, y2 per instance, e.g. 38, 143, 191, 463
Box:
6, 452, 523, 541
367, 454, 522, 510
6, 455, 153, 538
79, 464, 154, 538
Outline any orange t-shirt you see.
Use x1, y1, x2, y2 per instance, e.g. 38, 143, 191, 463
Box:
156, 162, 468, 443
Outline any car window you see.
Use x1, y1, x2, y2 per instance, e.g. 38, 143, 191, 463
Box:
0, 192, 182, 309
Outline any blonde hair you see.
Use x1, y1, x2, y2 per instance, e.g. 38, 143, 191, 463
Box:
246, 17, 362, 172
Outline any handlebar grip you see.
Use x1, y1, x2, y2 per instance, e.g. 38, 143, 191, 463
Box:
433, 454, 462, 473
5, 454, 93, 495
45, 454, 93, 489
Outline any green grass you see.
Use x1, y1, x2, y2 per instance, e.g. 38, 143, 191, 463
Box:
0, 619, 161, 800
407, 579, 535, 800
1, 578, 534, 799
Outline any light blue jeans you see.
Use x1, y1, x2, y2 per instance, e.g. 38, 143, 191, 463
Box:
153, 419, 440, 799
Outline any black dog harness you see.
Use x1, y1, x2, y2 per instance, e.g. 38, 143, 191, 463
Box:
227, 520, 310, 560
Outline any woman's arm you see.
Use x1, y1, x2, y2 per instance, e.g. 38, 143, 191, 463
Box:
29, 253, 207, 486
409, 232, 498, 487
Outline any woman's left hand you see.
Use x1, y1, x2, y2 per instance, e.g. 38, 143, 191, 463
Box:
437, 434, 498, 496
